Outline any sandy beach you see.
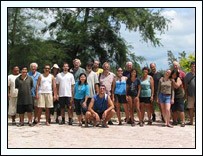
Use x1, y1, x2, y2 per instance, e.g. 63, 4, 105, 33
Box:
8, 112, 195, 149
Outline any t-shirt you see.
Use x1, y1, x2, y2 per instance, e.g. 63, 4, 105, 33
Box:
149, 71, 163, 95
74, 82, 90, 100
8, 74, 20, 97
72, 67, 85, 82
56, 72, 75, 97
95, 68, 103, 76
126, 78, 141, 97
15, 75, 33, 105
99, 72, 115, 96
28, 71, 41, 97
86, 71, 99, 98
184, 72, 195, 97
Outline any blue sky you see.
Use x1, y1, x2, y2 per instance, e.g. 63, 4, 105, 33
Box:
120, 8, 195, 70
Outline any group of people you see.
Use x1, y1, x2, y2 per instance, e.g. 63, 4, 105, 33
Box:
8, 59, 195, 128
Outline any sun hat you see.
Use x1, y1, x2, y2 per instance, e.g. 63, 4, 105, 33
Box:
51, 64, 60, 69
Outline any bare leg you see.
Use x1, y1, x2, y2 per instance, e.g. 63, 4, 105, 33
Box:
45, 108, 50, 126
116, 102, 121, 124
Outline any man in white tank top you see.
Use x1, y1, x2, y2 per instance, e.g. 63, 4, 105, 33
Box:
36, 64, 57, 126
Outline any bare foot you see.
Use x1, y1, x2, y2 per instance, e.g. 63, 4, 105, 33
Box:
46, 122, 50, 126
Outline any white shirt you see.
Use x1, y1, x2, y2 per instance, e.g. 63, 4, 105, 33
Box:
8, 74, 20, 97
56, 72, 75, 97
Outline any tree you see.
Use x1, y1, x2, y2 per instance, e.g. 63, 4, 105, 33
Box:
167, 50, 177, 69
43, 8, 170, 68
179, 53, 195, 73
167, 50, 195, 73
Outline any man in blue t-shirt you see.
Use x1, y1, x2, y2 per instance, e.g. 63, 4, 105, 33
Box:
85, 85, 115, 128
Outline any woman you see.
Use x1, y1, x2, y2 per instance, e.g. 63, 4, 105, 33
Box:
140, 67, 154, 125
49, 64, 60, 123
170, 69, 185, 127
74, 73, 90, 126
157, 69, 174, 128
112, 67, 129, 125
126, 68, 143, 127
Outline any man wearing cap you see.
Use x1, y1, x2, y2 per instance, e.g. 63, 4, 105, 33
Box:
56, 62, 75, 125
28, 62, 41, 124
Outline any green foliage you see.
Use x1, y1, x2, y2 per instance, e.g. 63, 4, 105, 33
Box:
8, 8, 170, 72
179, 53, 195, 73
167, 50, 195, 73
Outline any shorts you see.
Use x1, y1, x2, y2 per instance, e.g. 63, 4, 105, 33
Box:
114, 94, 127, 104
59, 97, 72, 109
17, 104, 33, 114
139, 97, 151, 104
187, 96, 195, 109
74, 99, 84, 115
33, 97, 38, 107
158, 93, 171, 104
171, 98, 184, 112
8, 97, 17, 116
95, 111, 104, 119
38, 93, 53, 108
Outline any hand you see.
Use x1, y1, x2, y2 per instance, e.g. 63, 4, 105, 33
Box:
102, 111, 107, 120
150, 96, 153, 102
82, 102, 87, 108
171, 99, 174, 104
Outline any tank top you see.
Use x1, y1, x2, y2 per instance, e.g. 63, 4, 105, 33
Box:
140, 75, 151, 97
174, 78, 184, 98
38, 74, 52, 93
93, 94, 108, 113
114, 78, 126, 95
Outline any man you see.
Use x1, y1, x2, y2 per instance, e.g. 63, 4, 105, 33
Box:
184, 61, 195, 125
149, 63, 163, 122
85, 85, 115, 128
123, 61, 133, 78
36, 64, 57, 126
173, 61, 186, 81
71, 58, 86, 82
8, 66, 20, 125
98, 62, 115, 125
27, 62, 41, 124
56, 62, 75, 125
92, 60, 103, 76
15, 66, 33, 126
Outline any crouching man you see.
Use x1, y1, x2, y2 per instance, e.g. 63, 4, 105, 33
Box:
85, 84, 115, 128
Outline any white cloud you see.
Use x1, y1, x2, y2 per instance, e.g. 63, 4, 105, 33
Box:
121, 8, 195, 70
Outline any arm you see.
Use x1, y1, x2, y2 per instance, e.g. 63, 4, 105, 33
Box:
106, 95, 115, 113
35, 76, 41, 99
150, 76, 154, 101
171, 81, 174, 104
137, 84, 141, 98
111, 77, 116, 101
88, 98, 96, 115
52, 76, 57, 101
172, 77, 182, 89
